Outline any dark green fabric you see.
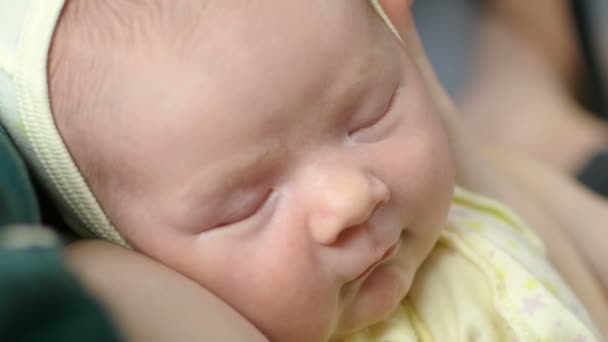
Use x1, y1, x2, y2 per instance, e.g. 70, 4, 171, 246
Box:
577, 149, 608, 197
0, 127, 39, 226
0, 126, 122, 341
0, 247, 121, 342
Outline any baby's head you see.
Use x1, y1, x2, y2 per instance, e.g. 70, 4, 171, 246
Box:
46, 0, 454, 340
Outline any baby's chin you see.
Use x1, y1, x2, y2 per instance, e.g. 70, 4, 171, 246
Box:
334, 259, 414, 339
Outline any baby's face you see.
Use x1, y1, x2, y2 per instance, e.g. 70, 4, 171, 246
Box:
90, 0, 453, 340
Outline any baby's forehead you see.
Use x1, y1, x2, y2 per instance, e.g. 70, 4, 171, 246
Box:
88, 0, 398, 105
115, 0, 400, 125
99, 0, 388, 53
179, 5, 398, 124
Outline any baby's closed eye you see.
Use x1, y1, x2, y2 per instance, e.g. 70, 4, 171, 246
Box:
349, 86, 401, 143
209, 189, 277, 229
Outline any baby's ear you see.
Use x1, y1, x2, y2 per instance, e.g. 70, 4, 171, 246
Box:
377, 0, 415, 36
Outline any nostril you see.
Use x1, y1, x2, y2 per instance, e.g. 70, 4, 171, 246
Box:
310, 210, 369, 246
308, 168, 391, 245
309, 215, 341, 245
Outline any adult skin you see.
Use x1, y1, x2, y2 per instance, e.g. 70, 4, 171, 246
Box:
65, 241, 269, 342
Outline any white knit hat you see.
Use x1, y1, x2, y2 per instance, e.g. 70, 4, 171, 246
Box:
0, 0, 401, 249
0, 0, 128, 246
369, 0, 404, 44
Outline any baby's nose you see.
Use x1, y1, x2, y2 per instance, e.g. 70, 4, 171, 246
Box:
309, 167, 390, 245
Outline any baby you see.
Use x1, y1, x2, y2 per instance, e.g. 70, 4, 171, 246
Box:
0, 0, 606, 341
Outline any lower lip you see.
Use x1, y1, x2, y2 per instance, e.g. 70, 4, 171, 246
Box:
353, 241, 400, 282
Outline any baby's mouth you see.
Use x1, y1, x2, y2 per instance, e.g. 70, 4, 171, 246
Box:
350, 239, 401, 283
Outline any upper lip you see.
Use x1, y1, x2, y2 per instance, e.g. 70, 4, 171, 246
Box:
349, 237, 400, 282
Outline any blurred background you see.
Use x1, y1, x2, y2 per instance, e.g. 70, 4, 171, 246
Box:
413, 0, 608, 197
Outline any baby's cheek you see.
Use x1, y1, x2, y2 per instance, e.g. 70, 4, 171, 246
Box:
381, 113, 453, 244
216, 245, 339, 342
412, 135, 453, 232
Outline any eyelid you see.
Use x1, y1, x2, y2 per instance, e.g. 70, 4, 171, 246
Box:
212, 189, 276, 229
350, 87, 398, 137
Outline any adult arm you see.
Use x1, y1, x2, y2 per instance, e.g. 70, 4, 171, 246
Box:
476, 146, 608, 336
482, 146, 608, 292
64, 240, 269, 342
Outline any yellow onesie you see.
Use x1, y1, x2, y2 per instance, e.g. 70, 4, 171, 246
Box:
344, 187, 601, 341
